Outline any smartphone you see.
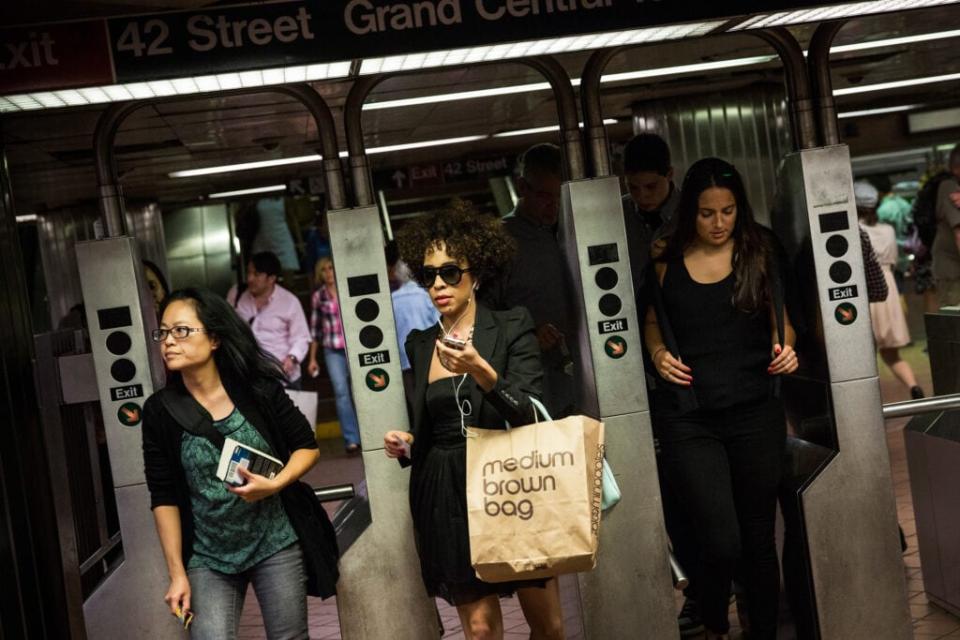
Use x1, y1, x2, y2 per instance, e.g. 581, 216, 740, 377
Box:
441, 335, 467, 350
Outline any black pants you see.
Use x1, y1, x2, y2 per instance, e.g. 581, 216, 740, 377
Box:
654, 397, 786, 638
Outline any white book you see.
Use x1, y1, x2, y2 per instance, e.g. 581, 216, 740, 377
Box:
216, 437, 284, 486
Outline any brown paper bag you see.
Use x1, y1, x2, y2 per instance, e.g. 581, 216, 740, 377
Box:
466, 414, 604, 583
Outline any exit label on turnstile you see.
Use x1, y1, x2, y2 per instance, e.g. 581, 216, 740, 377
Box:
358, 350, 390, 367
603, 336, 627, 359
117, 402, 142, 426
598, 318, 628, 334
365, 368, 389, 392
835, 302, 858, 326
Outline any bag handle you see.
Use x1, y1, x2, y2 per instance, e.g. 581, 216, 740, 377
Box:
529, 396, 551, 423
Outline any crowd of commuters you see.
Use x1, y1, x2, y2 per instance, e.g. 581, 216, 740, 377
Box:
138, 134, 960, 640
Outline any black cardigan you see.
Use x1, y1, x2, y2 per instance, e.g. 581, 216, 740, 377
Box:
141, 378, 320, 571
401, 304, 544, 466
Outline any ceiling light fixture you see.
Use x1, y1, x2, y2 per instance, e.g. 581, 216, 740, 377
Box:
834, 71, 960, 95
361, 27, 960, 112
837, 104, 921, 118
359, 21, 724, 75
15, 213, 38, 223
208, 184, 287, 199
0, 61, 352, 113
494, 119, 618, 138
731, 0, 960, 31
170, 124, 610, 178
831, 28, 960, 52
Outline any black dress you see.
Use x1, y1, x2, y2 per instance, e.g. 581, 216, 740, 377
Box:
409, 378, 545, 606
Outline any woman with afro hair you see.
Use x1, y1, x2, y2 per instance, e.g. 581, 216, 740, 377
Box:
383, 201, 565, 639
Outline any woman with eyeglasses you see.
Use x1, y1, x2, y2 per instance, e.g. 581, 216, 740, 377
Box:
383, 202, 565, 640
307, 256, 362, 455
142, 287, 337, 639
644, 159, 797, 640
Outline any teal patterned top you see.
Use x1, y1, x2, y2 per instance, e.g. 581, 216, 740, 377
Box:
181, 408, 298, 574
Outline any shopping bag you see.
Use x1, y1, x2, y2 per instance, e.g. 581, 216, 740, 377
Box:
529, 398, 621, 511
466, 403, 604, 583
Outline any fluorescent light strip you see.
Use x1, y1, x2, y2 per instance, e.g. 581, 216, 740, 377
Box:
359, 21, 724, 75
171, 124, 615, 178
208, 184, 287, 198
0, 61, 352, 113
15, 213, 38, 223
170, 154, 323, 178
834, 72, 960, 95
837, 104, 920, 118
494, 119, 618, 138
831, 28, 960, 52
731, 0, 960, 30
362, 27, 960, 113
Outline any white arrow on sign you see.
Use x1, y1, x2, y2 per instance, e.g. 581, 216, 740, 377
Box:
392, 170, 407, 189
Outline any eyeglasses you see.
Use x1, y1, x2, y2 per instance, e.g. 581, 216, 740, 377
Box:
151, 326, 206, 342
417, 265, 471, 288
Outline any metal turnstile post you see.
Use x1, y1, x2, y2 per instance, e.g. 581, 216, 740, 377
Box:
776, 145, 911, 638
560, 176, 677, 639
327, 206, 440, 640
76, 237, 176, 638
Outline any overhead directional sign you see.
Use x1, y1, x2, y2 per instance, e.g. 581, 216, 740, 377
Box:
3, 0, 839, 96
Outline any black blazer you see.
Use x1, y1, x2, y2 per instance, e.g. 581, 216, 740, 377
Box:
402, 304, 543, 465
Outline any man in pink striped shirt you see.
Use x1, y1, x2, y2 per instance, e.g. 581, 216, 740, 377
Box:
233, 252, 312, 389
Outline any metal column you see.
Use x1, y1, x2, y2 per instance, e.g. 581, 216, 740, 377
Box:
327, 207, 440, 640
560, 177, 677, 639
775, 146, 911, 639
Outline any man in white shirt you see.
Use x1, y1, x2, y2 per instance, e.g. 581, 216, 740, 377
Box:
232, 251, 311, 389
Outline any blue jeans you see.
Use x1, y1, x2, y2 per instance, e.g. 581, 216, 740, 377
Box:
187, 543, 308, 640
323, 348, 361, 447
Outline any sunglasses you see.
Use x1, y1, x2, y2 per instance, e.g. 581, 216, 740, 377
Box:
417, 265, 471, 288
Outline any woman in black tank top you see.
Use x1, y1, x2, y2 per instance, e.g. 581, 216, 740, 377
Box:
644, 159, 798, 640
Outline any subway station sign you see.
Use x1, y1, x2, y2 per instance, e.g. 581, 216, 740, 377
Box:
2, 0, 834, 95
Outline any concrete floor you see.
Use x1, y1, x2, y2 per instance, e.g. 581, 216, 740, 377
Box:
235, 291, 957, 639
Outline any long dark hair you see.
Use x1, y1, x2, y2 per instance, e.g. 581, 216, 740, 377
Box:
660, 158, 772, 314
161, 287, 285, 389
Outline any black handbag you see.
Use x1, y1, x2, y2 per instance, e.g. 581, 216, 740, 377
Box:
158, 386, 339, 598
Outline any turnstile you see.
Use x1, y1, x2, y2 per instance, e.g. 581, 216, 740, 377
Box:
327, 206, 440, 640
75, 237, 176, 638
774, 145, 911, 639
560, 176, 678, 639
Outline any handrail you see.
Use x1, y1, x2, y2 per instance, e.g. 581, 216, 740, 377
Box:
313, 483, 356, 503
882, 393, 960, 420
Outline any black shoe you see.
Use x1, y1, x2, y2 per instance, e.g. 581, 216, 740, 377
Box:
911, 386, 925, 400
678, 598, 705, 637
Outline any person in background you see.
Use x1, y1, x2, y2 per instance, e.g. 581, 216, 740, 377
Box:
622, 132, 682, 298
874, 176, 913, 305
142, 287, 333, 639
307, 257, 362, 455
645, 158, 798, 640
232, 251, 311, 390
933, 144, 960, 307
621, 132, 701, 638
386, 239, 440, 409
302, 208, 332, 279
492, 144, 577, 419
143, 259, 171, 316
856, 181, 925, 400
385, 202, 564, 640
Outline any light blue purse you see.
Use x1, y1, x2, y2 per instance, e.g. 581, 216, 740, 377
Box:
527, 397, 621, 511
